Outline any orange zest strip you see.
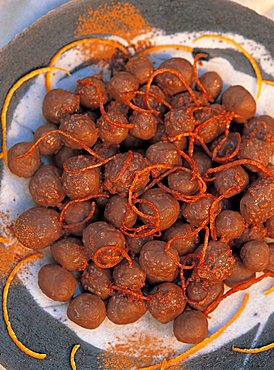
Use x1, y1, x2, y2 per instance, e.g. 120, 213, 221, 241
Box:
17, 129, 105, 162
137, 44, 193, 56
212, 132, 241, 163
70, 344, 80, 370
62, 202, 96, 229
262, 79, 274, 87
78, 78, 135, 129
93, 245, 133, 269
59, 193, 109, 226
1, 67, 70, 166
204, 159, 274, 181
0, 236, 10, 244
193, 34, 262, 99
145, 68, 199, 110
140, 294, 249, 370
263, 285, 274, 296
204, 272, 273, 315
0, 152, 3, 159
45, 38, 129, 91
209, 186, 240, 240
232, 342, 274, 354
2, 253, 46, 359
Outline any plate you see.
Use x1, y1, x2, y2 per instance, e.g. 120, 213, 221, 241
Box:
0, 1, 273, 369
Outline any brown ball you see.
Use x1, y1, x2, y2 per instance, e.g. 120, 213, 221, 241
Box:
38, 264, 76, 301
98, 111, 129, 145
81, 262, 112, 300
107, 294, 147, 324
63, 200, 97, 236
163, 222, 197, 256
244, 115, 274, 145
59, 113, 98, 149
195, 241, 234, 282
148, 283, 186, 323
215, 211, 245, 242
129, 111, 159, 140
42, 88, 80, 123
8, 142, 41, 178
15, 207, 62, 250
266, 216, 274, 239
155, 58, 194, 95
126, 235, 154, 254
93, 141, 119, 159
82, 221, 125, 264
240, 178, 274, 223
104, 151, 149, 195
198, 71, 223, 100
182, 195, 222, 227
194, 104, 226, 144
210, 132, 239, 159
67, 293, 106, 329
174, 310, 208, 344
139, 240, 179, 283
146, 141, 182, 176
240, 241, 270, 272
170, 90, 208, 109
61, 155, 101, 200
265, 243, 274, 272
238, 138, 271, 172
132, 85, 166, 114
221, 85, 256, 123
76, 76, 108, 109
108, 71, 139, 103
187, 280, 224, 311
140, 188, 180, 231
164, 107, 195, 138
224, 255, 255, 287
214, 165, 249, 197
168, 170, 199, 196
29, 165, 65, 207
104, 195, 137, 229
125, 55, 154, 84
50, 238, 88, 271
34, 123, 62, 155
191, 151, 212, 176
54, 146, 80, 169
113, 260, 146, 290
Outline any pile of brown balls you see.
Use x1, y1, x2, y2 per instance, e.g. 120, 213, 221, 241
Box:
8, 51, 274, 344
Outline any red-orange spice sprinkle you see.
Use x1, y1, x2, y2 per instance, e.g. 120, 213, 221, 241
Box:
93, 245, 133, 269
141, 294, 249, 369
204, 272, 273, 316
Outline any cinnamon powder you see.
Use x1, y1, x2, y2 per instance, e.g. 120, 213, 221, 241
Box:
97, 333, 181, 370
75, 2, 154, 60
